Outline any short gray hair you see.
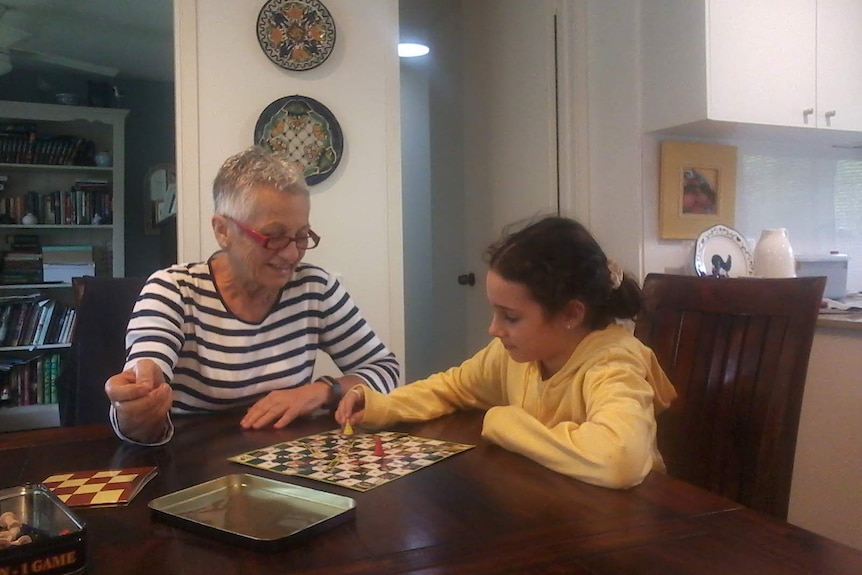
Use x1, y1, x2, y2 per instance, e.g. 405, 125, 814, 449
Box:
213, 146, 308, 220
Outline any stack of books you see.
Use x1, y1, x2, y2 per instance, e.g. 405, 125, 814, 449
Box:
0, 253, 42, 284
0, 235, 43, 285
42, 245, 95, 284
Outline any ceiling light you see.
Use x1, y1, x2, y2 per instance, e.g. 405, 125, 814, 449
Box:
398, 43, 429, 58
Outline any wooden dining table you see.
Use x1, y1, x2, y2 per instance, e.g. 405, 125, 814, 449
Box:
3, 409, 862, 574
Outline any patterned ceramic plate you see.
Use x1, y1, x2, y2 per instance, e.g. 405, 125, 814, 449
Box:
693, 224, 754, 278
256, 0, 336, 72
254, 95, 344, 185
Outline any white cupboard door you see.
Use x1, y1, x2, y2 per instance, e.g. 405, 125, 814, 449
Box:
816, 0, 862, 131
707, 0, 816, 127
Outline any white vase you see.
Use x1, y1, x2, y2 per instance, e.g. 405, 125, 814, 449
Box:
753, 228, 796, 278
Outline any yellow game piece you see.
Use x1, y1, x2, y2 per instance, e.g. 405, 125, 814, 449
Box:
343, 421, 354, 436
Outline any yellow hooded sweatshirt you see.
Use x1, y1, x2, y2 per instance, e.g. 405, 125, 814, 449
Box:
360, 323, 677, 489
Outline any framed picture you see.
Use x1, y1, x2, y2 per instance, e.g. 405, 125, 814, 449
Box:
143, 163, 177, 236
659, 140, 737, 239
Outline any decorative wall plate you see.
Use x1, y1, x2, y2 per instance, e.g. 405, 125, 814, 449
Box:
693, 224, 754, 278
254, 95, 343, 185
256, 0, 336, 72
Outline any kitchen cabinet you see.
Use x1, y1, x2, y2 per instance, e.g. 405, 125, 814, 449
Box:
0, 100, 128, 431
642, 0, 862, 133
816, 0, 862, 131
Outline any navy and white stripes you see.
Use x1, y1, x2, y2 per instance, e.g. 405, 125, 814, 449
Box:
123, 260, 400, 414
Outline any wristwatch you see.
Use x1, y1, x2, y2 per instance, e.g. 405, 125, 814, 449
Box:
319, 375, 342, 408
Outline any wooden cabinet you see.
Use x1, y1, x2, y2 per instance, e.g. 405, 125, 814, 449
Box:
0, 100, 128, 431
642, 0, 862, 133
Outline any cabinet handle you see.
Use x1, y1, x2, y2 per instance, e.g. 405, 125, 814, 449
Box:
802, 108, 814, 124
825, 110, 837, 118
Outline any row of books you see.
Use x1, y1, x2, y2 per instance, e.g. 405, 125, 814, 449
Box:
0, 294, 77, 348
0, 181, 113, 226
0, 353, 63, 407
0, 123, 97, 166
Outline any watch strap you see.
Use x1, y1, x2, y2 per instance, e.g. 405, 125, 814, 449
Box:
319, 375, 342, 408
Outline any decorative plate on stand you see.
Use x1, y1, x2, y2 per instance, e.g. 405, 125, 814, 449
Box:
256, 0, 336, 72
254, 95, 343, 185
693, 224, 754, 278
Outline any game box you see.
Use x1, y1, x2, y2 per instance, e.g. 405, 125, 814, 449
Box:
0, 483, 87, 575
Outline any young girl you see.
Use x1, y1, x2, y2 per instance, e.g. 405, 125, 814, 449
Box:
335, 216, 676, 489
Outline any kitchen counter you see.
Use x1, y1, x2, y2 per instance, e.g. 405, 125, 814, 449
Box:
816, 294, 862, 330
817, 313, 862, 331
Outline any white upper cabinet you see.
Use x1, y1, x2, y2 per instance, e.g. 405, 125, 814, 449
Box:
642, 0, 862, 133
816, 0, 862, 131
707, 0, 816, 128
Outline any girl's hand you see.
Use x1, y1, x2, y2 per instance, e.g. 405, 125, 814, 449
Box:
334, 385, 366, 427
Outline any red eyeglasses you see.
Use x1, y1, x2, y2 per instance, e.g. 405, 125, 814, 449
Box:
226, 217, 320, 251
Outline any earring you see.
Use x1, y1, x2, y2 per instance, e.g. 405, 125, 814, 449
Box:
566, 324, 573, 330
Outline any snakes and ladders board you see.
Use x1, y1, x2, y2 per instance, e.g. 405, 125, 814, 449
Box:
228, 430, 474, 492
42, 466, 158, 507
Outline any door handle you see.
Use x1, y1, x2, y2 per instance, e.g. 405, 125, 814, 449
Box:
457, 273, 476, 287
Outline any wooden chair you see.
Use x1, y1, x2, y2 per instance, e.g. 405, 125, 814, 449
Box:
633, 273, 826, 518
56, 276, 146, 426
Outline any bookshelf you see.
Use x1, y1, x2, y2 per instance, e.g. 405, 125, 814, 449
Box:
0, 100, 128, 431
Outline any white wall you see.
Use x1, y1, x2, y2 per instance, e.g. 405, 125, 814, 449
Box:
174, 0, 405, 367
579, 0, 645, 274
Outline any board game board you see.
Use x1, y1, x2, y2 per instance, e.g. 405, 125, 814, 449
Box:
42, 466, 158, 507
228, 430, 474, 492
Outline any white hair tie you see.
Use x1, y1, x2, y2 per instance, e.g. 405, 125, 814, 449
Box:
608, 259, 624, 290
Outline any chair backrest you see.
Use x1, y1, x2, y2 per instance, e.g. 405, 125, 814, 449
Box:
56, 276, 146, 426
633, 273, 825, 518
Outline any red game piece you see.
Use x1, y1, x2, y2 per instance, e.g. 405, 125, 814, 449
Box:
373, 435, 385, 457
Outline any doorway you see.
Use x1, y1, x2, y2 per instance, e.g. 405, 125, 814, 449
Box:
399, 0, 563, 381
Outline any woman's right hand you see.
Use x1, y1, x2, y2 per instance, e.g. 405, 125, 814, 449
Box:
104, 359, 172, 443
334, 385, 366, 427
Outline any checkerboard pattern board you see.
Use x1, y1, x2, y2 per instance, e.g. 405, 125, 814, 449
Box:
42, 466, 158, 507
229, 430, 474, 492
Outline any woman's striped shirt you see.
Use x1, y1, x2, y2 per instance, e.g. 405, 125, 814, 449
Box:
122, 260, 400, 415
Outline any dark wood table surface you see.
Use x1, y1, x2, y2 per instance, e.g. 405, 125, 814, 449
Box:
3, 410, 862, 574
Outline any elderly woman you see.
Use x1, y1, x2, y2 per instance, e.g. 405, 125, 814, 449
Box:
105, 147, 400, 444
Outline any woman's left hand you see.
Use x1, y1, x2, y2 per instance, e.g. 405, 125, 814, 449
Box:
240, 382, 329, 429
